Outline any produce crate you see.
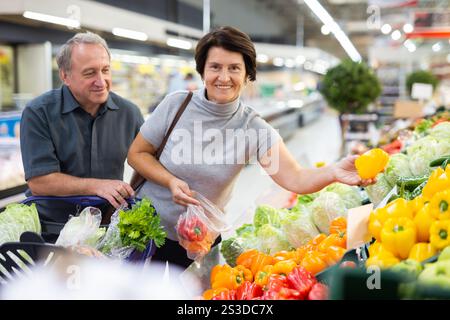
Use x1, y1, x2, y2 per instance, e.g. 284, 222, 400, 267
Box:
328, 267, 408, 300
316, 244, 369, 286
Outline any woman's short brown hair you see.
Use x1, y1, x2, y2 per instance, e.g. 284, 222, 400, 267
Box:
195, 26, 257, 81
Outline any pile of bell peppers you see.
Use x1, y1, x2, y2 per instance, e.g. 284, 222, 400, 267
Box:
203, 216, 348, 300
366, 165, 450, 268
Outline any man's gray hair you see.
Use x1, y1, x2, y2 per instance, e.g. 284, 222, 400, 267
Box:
57, 31, 111, 73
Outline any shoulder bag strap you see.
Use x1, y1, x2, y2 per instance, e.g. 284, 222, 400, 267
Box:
155, 91, 193, 160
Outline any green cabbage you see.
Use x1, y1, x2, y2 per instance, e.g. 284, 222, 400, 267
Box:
365, 173, 394, 206
384, 153, 413, 185
253, 205, 282, 228
235, 224, 255, 237
280, 209, 319, 247
0, 203, 41, 245
406, 135, 450, 176
255, 224, 292, 255
323, 183, 362, 209
409, 149, 437, 176
220, 237, 246, 267
429, 122, 450, 140
310, 192, 347, 234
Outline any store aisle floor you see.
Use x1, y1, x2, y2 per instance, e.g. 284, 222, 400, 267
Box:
223, 109, 342, 237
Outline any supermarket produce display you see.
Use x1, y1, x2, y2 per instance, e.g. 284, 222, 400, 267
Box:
1, 109, 450, 300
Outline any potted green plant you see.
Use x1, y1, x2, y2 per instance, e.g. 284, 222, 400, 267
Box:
320, 59, 381, 153
406, 70, 438, 98
320, 59, 381, 115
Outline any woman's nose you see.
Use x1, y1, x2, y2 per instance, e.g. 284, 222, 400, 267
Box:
218, 69, 230, 81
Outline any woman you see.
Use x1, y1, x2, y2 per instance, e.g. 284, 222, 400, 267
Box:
128, 26, 374, 268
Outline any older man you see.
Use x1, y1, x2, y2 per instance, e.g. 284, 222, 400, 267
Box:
20, 32, 144, 223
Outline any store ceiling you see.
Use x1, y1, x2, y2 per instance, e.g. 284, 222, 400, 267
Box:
182, 0, 450, 61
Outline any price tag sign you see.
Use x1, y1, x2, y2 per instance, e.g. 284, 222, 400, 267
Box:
347, 203, 373, 250
411, 83, 433, 100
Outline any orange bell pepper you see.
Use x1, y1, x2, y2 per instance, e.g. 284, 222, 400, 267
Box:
300, 251, 328, 275
329, 216, 347, 235
317, 233, 347, 252
292, 247, 307, 264
236, 249, 273, 275
305, 234, 327, 251
323, 246, 347, 266
203, 287, 228, 300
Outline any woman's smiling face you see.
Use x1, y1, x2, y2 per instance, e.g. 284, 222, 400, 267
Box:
203, 46, 247, 104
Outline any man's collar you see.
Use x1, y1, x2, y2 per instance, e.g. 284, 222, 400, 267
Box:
105, 94, 119, 110
61, 85, 119, 114
61, 85, 80, 114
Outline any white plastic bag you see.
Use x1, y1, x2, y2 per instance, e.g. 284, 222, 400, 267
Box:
56, 207, 105, 247
175, 192, 229, 261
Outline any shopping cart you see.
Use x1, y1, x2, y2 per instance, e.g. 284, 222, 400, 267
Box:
20, 195, 156, 263
0, 231, 65, 286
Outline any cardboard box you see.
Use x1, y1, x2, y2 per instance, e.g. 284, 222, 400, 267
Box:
393, 100, 424, 118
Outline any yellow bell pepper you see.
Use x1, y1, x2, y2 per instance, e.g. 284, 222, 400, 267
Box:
408, 242, 436, 261
408, 242, 437, 262
366, 242, 400, 269
234, 265, 253, 283
369, 208, 389, 242
413, 203, 436, 242
368, 241, 383, 257
429, 220, 450, 250
272, 250, 296, 263
253, 265, 273, 287
210, 264, 241, 290
272, 259, 297, 276
355, 148, 389, 179
369, 199, 414, 242
210, 264, 252, 290
422, 167, 450, 199
430, 189, 450, 221
408, 195, 426, 216
380, 217, 417, 259
385, 198, 413, 220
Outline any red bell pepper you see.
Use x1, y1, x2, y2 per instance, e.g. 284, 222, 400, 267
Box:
263, 274, 302, 300
307, 283, 329, 300
211, 289, 236, 300
177, 215, 207, 241
286, 266, 317, 299
235, 281, 263, 300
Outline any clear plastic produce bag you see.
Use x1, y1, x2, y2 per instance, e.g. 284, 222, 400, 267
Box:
175, 192, 229, 261
96, 206, 135, 260
55, 207, 105, 247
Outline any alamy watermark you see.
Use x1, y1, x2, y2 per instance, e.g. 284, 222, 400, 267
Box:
66, 264, 81, 290
167, 121, 280, 175
367, 5, 381, 30
366, 265, 381, 290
